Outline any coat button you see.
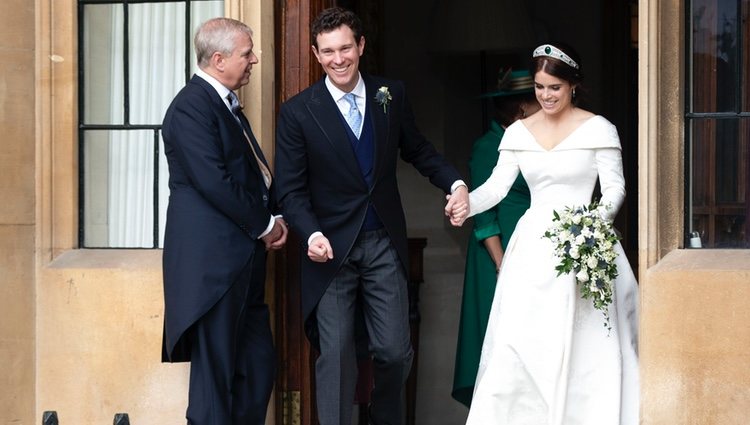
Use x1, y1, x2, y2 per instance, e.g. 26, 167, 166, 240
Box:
263, 195, 268, 201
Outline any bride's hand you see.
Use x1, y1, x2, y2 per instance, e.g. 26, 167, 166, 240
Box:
451, 208, 468, 226
445, 192, 469, 227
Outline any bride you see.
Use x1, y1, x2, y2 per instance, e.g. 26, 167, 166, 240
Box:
447, 43, 639, 424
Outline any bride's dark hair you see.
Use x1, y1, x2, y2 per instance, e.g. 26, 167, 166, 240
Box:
531, 43, 585, 105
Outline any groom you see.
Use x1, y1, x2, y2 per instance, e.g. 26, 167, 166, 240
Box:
274, 7, 467, 425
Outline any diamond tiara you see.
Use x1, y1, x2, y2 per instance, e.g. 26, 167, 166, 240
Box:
532, 44, 579, 70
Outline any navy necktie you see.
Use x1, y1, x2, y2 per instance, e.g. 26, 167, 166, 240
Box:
226, 92, 272, 188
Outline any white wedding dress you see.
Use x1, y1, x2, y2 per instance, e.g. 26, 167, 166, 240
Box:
465, 115, 639, 425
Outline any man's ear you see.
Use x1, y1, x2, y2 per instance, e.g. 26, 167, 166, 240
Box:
210, 51, 225, 71
311, 45, 320, 61
357, 36, 366, 55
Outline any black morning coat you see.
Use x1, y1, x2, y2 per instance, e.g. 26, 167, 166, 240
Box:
274, 74, 461, 346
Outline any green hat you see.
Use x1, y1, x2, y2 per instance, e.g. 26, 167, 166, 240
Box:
481, 68, 534, 98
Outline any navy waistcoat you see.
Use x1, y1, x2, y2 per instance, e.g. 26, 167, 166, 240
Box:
339, 105, 383, 231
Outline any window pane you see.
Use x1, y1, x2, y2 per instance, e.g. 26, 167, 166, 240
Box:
191, 1, 225, 75
82, 130, 111, 247
690, 0, 740, 113
688, 118, 749, 248
129, 3, 186, 125
126, 1, 224, 125
83, 129, 157, 248
82, 4, 124, 124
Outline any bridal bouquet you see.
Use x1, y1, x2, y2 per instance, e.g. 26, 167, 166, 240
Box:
543, 201, 620, 333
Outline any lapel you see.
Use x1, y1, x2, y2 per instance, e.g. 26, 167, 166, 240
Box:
191, 74, 234, 125
190, 75, 270, 184
304, 79, 364, 183
362, 75, 390, 182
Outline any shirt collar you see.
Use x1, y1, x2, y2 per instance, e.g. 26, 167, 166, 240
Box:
195, 68, 233, 103
324, 72, 366, 101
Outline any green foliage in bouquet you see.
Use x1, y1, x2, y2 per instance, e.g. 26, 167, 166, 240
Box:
543, 200, 620, 333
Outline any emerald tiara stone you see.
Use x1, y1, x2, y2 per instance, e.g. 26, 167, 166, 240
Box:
533, 44, 580, 70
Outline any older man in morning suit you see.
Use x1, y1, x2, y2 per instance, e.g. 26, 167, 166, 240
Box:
274, 7, 468, 425
161, 17, 286, 424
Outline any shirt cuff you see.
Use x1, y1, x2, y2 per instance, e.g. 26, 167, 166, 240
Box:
451, 180, 468, 193
308, 231, 324, 247
258, 216, 276, 239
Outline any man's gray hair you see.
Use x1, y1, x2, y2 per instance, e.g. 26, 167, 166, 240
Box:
194, 18, 253, 68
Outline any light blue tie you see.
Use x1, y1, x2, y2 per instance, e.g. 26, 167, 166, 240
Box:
343, 93, 362, 138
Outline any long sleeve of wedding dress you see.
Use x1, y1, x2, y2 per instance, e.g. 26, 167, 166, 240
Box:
594, 147, 625, 221
468, 149, 520, 218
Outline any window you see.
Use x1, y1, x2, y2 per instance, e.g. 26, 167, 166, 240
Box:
79, 0, 224, 248
687, 0, 750, 248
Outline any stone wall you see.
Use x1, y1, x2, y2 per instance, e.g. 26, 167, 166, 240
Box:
0, 0, 37, 423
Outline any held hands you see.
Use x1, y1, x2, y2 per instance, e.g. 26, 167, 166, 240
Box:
308, 234, 334, 263
444, 185, 469, 227
261, 218, 288, 251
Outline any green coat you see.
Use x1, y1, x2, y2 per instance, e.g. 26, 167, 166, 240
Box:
452, 120, 530, 407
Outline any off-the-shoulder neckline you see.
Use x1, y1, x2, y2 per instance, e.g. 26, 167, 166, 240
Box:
517, 115, 602, 152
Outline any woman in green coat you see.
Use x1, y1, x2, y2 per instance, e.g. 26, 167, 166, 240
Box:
452, 69, 540, 407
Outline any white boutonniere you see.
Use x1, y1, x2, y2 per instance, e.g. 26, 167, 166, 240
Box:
374, 86, 392, 113
543, 200, 620, 334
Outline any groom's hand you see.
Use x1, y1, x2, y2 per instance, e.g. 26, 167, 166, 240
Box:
308, 235, 334, 262
445, 185, 469, 226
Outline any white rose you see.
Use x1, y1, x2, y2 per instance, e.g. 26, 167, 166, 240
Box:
575, 235, 586, 246
586, 256, 599, 269
572, 214, 582, 225
576, 269, 589, 282
569, 246, 580, 259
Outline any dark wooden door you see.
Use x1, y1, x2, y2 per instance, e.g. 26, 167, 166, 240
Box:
273, 1, 331, 423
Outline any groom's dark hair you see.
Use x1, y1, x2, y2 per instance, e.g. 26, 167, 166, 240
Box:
311, 7, 363, 48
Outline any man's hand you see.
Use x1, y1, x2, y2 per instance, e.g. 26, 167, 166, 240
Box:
445, 185, 469, 226
261, 218, 288, 250
308, 234, 334, 262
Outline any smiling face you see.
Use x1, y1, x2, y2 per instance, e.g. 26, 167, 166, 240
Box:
312, 24, 365, 93
217, 31, 258, 90
534, 70, 575, 116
